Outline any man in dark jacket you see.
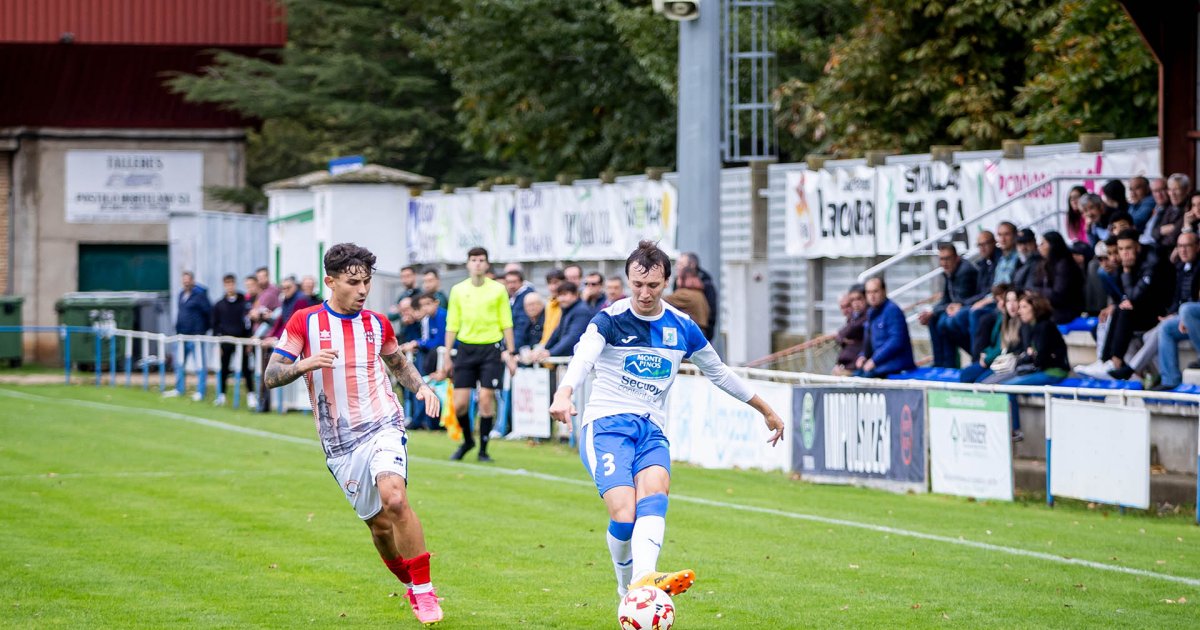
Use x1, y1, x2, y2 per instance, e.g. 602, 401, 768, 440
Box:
169, 271, 212, 399
679, 252, 718, 340
1011, 229, 1043, 292
1104, 230, 1172, 380
531, 282, 591, 359
855, 277, 916, 378
918, 243, 978, 367
834, 286, 867, 375
1153, 173, 1191, 253
1155, 232, 1200, 389
211, 273, 252, 406
953, 230, 1001, 359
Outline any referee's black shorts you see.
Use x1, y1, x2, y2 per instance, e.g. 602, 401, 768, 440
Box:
452, 341, 504, 390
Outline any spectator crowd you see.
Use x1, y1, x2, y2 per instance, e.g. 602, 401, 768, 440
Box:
832, 174, 1200, 396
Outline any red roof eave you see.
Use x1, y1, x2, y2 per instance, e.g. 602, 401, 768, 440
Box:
0, 0, 286, 47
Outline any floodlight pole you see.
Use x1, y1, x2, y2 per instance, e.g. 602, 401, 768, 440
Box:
676, 2, 723, 352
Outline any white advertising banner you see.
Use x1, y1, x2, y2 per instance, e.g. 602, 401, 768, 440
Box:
65, 150, 203, 223
513, 188, 560, 261
975, 155, 1100, 231
1102, 149, 1162, 179
559, 185, 623, 260
406, 196, 440, 264
1048, 399, 1150, 509
875, 162, 980, 255
928, 391, 1013, 501
509, 367, 552, 439
616, 180, 679, 256
784, 167, 876, 258
666, 375, 793, 472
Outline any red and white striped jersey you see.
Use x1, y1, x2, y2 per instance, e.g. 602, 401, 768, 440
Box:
274, 302, 405, 457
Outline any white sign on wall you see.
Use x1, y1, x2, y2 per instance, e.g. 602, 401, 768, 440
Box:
785, 167, 877, 259
666, 374, 793, 472
65, 150, 203, 223
1048, 399, 1150, 509
510, 368, 552, 439
928, 391, 1013, 501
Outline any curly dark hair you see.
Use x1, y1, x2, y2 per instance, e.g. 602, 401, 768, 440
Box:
324, 243, 377, 277
624, 240, 672, 279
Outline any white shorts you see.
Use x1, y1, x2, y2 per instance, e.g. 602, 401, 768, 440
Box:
326, 427, 409, 520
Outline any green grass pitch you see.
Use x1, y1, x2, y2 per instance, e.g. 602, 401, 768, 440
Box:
1, 385, 1197, 628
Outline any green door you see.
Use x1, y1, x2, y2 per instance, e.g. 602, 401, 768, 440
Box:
78, 244, 170, 292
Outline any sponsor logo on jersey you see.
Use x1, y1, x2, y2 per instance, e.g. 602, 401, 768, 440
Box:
620, 335, 638, 344
663, 327, 677, 346
319, 329, 332, 341
623, 353, 673, 380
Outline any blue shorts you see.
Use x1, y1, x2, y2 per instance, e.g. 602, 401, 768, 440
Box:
579, 413, 671, 497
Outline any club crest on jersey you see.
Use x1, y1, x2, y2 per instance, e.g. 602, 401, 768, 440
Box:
663, 327, 678, 346
623, 353, 673, 380
364, 330, 375, 343
319, 329, 332, 341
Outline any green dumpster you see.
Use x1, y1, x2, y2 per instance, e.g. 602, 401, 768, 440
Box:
0, 295, 23, 367
55, 293, 141, 369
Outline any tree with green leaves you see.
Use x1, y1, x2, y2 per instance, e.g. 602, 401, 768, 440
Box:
168, 0, 489, 209
1015, 0, 1156, 143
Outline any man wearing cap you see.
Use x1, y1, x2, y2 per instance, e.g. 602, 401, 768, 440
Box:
1011, 228, 1043, 292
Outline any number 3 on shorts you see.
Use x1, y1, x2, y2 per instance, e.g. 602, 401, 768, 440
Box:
602, 453, 616, 476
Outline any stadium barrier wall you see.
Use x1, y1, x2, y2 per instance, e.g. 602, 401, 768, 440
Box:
7, 328, 1197, 523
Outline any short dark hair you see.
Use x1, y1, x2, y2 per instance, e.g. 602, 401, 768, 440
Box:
997, 221, 1017, 233
256, 266, 269, 275
422, 267, 439, 278
244, 274, 257, 282
936, 242, 958, 255
545, 269, 566, 283
324, 242, 377, 277
847, 283, 866, 297
222, 273, 236, 283
624, 240, 672, 279
1109, 211, 1134, 226
556, 281, 579, 295
1116, 229, 1141, 244
564, 263, 582, 274
505, 269, 525, 282
682, 251, 701, 267
866, 276, 886, 292
586, 271, 603, 280
401, 265, 419, 274
414, 292, 438, 307
467, 246, 489, 261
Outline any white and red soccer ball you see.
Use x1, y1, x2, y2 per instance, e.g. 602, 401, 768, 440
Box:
617, 586, 675, 630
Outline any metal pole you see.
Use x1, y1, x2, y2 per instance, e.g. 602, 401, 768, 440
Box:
63, 328, 71, 385
94, 332, 101, 388
108, 333, 116, 387
1045, 391, 1054, 508
232, 342, 242, 409
198, 338, 208, 400
158, 335, 167, 392
677, 1, 723, 355
124, 331, 133, 387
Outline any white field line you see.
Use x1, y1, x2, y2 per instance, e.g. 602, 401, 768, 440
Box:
3, 387, 1198, 589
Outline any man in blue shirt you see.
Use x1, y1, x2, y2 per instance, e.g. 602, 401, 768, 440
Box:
856, 276, 916, 378
530, 282, 591, 360
169, 271, 211, 400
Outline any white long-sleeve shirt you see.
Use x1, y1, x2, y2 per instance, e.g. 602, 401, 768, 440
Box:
559, 298, 753, 430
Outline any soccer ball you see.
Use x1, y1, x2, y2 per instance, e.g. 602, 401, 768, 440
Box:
617, 586, 675, 630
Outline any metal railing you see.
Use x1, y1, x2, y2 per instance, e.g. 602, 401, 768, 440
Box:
856, 174, 1139, 287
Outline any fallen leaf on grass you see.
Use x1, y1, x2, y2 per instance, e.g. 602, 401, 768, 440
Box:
268, 563, 278, 569
339, 612, 347, 617
388, 593, 398, 598
911, 604, 921, 609
848, 564, 860, 569
840, 605, 850, 611
306, 513, 314, 522
942, 613, 950, 620
1156, 560, 1167, 565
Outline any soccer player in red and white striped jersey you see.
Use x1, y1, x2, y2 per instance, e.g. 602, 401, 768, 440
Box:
265, 243, 444, 626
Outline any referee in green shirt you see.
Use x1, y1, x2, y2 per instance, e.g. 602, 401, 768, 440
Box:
444, 246, 518, 462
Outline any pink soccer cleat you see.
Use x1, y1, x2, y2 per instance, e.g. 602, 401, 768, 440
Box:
405, 588, 418, 615
412, 589, 444, 626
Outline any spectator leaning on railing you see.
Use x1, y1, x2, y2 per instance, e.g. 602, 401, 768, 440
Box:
920, 242, 979, 368
505, 269, 537, 352
211, 273, 253, 406
855, 277, 915, 379
518, 292, 546, 363
167, 270, 212, 400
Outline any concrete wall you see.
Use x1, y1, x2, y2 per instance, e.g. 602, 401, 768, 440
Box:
8, 128, 245, 360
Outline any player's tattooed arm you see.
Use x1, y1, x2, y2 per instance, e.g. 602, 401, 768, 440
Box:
264, 348, 338, 388
381, 349, 426, 394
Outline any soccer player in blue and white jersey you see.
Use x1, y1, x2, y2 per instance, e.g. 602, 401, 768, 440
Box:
549, 240, 785, 599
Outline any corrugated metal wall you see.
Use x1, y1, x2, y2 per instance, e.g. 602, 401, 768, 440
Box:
0, 0, 286, 46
